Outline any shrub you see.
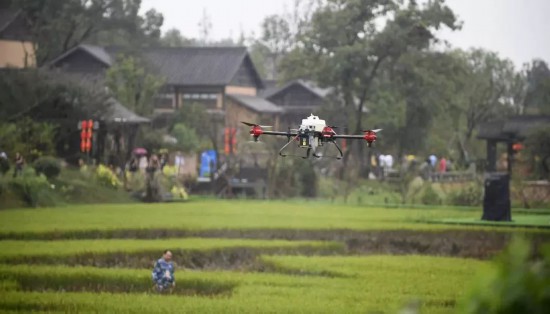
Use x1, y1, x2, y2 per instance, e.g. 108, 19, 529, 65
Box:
33, 156, 61, 179
95, 165, 122, 189
420, 183, 441, 205
7, 171, 56, 207
460, 237, 550, 314
171, 185, 189, 200
447, 183, 483, 206
172, 123, 200, 152
0, 157, 9, 176
162, 165, 176, 177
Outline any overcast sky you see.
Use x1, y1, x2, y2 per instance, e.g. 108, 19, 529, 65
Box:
141, 0, 550, 67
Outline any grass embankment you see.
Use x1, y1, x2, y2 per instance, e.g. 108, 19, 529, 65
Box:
0, 255, 487, 313
0, 238, 337, 258
2, 200, 547, 238
0, 238, 343, 268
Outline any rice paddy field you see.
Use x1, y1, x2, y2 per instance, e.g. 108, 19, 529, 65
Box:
0, 199, 548, 313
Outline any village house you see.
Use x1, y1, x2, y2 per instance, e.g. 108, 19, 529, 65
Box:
0, 6, 35, 68
49, 44, 283, 130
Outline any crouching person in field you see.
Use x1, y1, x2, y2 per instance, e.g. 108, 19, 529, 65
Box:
152, 250, 175, 293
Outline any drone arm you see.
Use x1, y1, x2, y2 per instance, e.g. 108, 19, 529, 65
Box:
332, 135, 365, 139
262, 131, 298, 137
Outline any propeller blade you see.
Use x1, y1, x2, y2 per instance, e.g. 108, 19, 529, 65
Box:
327, 125, 339, 129
241, 121, 273, 128
362, 129, 382, 133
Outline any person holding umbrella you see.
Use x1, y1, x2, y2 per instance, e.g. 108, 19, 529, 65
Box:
133, 148, 148, 173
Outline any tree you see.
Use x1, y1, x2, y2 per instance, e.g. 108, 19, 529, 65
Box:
160, 28, 196, 47
173, 103, 223, 163
198, 8, 212, 46
0, 69, 107, 122
105, 54, 164, 117
457, 49, 517, 141
525, 126, 550, 180
281, 0, 459, 173
0, 68, 110, 161
524, 59, 550, 114
253, 0, 317, 80
0, 119, 56, 162
172, 123, 201, 153
11, 0, 164, 65
258, 15, 293, 79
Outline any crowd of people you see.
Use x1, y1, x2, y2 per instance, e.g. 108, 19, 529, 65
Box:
126, 151, 185, 177
368, 152, 456, 180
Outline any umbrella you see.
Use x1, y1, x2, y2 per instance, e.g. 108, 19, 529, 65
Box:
133, 147, 148, 155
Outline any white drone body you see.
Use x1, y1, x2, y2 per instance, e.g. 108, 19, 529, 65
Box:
299, 114, 326, 132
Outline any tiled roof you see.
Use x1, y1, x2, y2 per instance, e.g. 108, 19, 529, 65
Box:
51, 44, 263, 87
227, 94, 283, 113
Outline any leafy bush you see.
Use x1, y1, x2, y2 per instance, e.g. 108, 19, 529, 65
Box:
447, 183, 483, 206
0, 119, 56, 162
95, 165, 122, 189
420, 183, 441, 205
525, 126, 550, 180
171, 185, 189, 200
460, 237, 550, 313
172, 123, 200, 152
0, 157, 9, 176
7, 170, 56, 207
162, 165, 176, 177
33, 156, 61, 179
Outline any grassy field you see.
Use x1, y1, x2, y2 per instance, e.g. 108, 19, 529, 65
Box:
0, 256, 487, 313
1, 199, 547, 236
0, 199, 547, 313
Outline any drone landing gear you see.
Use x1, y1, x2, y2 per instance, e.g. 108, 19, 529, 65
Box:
278, 135, 300, 158
315, 141, 344, 160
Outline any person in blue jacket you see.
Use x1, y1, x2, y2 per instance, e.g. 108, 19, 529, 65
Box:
152, 250, 175, 292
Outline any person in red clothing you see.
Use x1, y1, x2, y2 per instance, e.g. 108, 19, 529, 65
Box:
438, 157, 447, 173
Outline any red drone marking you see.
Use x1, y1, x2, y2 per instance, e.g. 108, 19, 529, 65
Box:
250, 125, 263, 138
364, 130, 377, 144
322, 126, 335, 138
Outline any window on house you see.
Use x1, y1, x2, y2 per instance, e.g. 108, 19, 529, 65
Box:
181, 93, 218, 108
154, 93, 174, 109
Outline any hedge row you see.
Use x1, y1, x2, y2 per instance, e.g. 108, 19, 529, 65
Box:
0, 246, 345, 269
0, 265, 237, 297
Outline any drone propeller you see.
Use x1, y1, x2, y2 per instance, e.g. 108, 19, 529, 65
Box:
241, 121, 273, 128
362, 129, 382, 133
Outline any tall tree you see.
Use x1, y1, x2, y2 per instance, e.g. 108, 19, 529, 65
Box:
281, 0, 458, 172
258, 15, 293, 79
105, 54, 164, 117
198, 8, 212, 46
0, 69, 109, 158
160, 28, 196, 47
12, 0, 163, 65
524, 59, 550, 114
457, 49, 517, 141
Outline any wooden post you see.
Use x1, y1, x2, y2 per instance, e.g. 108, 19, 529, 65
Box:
486, 140, 497, 172
507, 141, 514, 175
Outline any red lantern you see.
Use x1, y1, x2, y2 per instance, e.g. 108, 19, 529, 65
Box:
513, 143, 523, 152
